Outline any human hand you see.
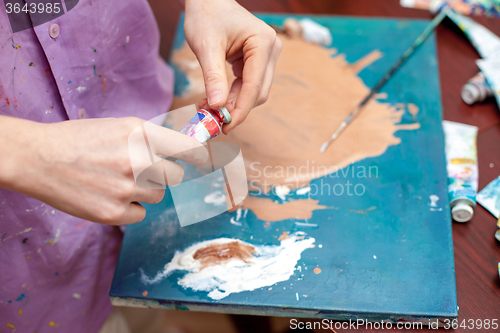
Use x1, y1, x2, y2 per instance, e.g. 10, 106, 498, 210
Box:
184, 0, 282, 134
5, 117, 207, 225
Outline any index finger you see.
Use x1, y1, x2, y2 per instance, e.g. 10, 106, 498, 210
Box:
228, 34, 275, 129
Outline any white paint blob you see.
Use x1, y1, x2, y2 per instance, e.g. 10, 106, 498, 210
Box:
140, 235, 315, 300
274, 185, 291, 200
230, 207, 243, 226
203, 191, 226, 206
296, 186, 311, 195
429, 194, 439, 207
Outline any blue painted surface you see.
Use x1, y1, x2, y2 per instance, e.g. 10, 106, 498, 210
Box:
111, 14, 457, 319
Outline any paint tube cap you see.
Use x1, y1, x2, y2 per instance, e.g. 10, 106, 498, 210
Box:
461, 83, 482, 105
451, 203, 474, 222
217, 106, 232, 124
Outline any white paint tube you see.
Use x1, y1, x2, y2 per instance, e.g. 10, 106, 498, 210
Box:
476, 58, 500, 109
442, 10, 500, 110
283, 18, 332, 46
461, 72, 493, 105
445, 9, 500, 59
442, 121, 479, 222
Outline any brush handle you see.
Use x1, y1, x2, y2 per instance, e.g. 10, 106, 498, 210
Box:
320, 7, 450, 152
352, 8, 449, 120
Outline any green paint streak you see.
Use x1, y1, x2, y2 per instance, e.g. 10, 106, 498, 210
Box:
93, 65, 96, 76
28, 62, 34, 66
93, 49, 97, 52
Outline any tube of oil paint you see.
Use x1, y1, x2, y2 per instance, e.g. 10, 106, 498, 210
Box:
476, 58, 500, 109
442, 121, 479, 222
158, 107, 231, 163
179, 106, 231, 143
461, 72, 493, 105
443, 9, 500, 60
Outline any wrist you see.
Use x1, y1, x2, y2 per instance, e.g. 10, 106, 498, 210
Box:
0, 116, 46, 192
185, 0, 235, 9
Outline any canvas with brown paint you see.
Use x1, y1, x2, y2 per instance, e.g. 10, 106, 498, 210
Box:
169, 32, 420, 222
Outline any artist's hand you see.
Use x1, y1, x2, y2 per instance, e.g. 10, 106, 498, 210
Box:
184, 0, 282, 134
1, 116, 207, 225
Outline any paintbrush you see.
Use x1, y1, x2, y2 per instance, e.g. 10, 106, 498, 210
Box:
319, 7, 450, 153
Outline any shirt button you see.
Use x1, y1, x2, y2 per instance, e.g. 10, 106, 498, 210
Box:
49, 24, 60, 39
78, 108, 86, 119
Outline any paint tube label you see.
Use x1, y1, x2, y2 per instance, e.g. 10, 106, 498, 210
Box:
442, 121, 478, 205
446, 10, 500, 59
477, 58, 500, 109
179, 109, 222, 143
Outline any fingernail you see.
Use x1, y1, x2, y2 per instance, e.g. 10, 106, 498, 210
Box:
208, 91, 222, 106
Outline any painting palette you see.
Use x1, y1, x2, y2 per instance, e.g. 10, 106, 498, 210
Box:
110, 14, 458, 323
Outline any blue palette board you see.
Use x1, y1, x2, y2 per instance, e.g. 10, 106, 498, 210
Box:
110, 14, 458, 323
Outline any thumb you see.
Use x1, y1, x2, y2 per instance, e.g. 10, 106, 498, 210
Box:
197, 48, 229, 110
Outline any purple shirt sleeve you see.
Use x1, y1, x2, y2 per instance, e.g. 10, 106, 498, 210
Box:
0, 1, 174, 331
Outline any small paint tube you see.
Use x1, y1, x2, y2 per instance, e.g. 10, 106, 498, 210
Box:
179, 107, 231, 143
461, 72, 493, 105
159, 107, 231, 162
442, 121, 479, 222
283, 18, 332, 46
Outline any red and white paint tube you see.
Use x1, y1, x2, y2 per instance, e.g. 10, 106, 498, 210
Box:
159, 107, 231, 162
461, 72, 493, 105
179, 106, 232, 143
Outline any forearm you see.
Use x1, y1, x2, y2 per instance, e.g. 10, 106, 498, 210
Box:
0, 115, 43, 191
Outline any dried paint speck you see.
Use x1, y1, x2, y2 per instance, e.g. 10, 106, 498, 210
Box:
313, 267, 321, 274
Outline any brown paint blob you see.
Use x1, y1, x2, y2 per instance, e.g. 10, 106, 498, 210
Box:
170, 33, 420, 221
241, 197, 329, 222
142, 290, 148, 297
278, 231, 290, 241
350, 50, 383, 74
314, 267, 322, 274
193, 241, 256, 269
407, 103, 419, 120
349, 206, 377, 215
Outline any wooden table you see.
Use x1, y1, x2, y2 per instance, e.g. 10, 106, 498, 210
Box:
149, 0, 500, 331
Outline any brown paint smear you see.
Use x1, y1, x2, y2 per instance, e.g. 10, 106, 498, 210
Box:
242, 196, 329, 222
193, 241, 256, 269
278, 231, 289, 241
171, 33, 420, 222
